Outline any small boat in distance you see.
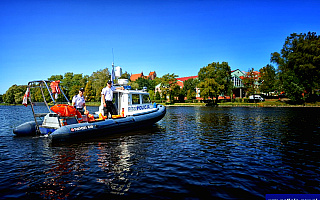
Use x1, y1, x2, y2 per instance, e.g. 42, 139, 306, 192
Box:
13, 80, 166, 142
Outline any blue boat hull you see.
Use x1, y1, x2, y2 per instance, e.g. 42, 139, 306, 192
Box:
13, 121, 43, 136
50, 105, 166, 142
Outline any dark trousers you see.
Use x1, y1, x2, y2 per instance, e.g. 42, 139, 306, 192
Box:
103, 101, 117, 118
76, 108, 84, 115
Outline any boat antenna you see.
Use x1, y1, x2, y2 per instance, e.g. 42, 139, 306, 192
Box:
112, 48, 114, 67
111, 48, 115, 84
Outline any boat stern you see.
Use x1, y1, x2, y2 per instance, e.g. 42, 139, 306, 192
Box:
13, 121, 42, 136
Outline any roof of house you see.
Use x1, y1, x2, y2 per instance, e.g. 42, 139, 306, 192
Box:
176, 76, 198, 82
177, 80, 184, 87
174, 75, 198, 88
149, 71, 156, 76
231, 69, 242, 73
130, 73, 144, 81
242, 71, 261, 80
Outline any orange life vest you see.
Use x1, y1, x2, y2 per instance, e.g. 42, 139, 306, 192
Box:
51, 104, 83, 123
50, 80, 61, 94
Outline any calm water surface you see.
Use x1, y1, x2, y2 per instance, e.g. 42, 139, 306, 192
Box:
0, 105, 320, 199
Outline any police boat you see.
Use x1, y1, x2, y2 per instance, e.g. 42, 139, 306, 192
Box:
13, 80, 166, 142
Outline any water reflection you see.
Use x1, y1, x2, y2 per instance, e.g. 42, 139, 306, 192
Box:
163, 106, 320, 197
2, 106, 320, 199
41, 148, 85, 199
39, 125, 161, 199
96, 141, 132, 195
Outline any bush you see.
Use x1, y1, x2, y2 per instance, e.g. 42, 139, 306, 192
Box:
165, 101, 174, 105
234, 98, 242, 103
185, 100, 194, 103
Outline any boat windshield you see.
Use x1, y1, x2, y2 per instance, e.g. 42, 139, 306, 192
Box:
132, 94, 140, 104
113, 92, 119, 114
142, 94, 151, 104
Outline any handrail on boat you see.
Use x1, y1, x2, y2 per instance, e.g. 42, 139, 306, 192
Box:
27, 80, 70, 134
34, 113, 49, 118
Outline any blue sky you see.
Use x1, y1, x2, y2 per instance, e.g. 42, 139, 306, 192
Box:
1, 0, 319, 94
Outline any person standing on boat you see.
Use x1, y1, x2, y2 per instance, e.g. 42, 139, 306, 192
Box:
101, 80, 123, 118
72, 88, 87, 115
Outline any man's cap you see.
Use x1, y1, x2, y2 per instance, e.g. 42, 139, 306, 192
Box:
107, 80, 112, 84
79, 88, 84, 92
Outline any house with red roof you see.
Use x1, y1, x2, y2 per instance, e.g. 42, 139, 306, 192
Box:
149, 71, 157, 80
231, 69, 246, 98
130, 72, 144, 82
154, 69, 262, 101
130, 71, 157, 82
176, 76, 198, 89
176, 76, 198, 83
231, 69, 263, 98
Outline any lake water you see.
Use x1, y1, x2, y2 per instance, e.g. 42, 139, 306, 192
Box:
0, 105, 320, 199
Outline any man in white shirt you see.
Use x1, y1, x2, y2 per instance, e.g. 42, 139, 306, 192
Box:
72, 88, 87, 114
101, 80, 123, 118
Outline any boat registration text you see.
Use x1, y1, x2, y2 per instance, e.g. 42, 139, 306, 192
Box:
71, 125, 94, 132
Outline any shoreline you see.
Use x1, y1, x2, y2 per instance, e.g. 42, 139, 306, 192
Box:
1, 102, 320, 108
164, 103, 320, 107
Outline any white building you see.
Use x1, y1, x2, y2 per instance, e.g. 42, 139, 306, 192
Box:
115, 66, 122, 78
231, 69, 245, 98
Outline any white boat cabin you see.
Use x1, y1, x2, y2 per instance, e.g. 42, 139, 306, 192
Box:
111, 90, 156, 117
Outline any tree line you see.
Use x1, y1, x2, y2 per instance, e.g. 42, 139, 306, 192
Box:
1, 32, 319, 105
1, 68, 178, 104
196, 31, 320, 104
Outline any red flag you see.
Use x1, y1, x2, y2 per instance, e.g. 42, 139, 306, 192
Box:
22, 88, 30, 107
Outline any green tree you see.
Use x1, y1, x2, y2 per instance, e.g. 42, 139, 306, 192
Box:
160, 73, 179, 101
198, 78, 220, 100
33, 87, 46, 102
56, 72, 88, 100
134, 77, 155, 90
89, 68, 110, 101
48, 75, 63, 82
84, 80, 95, 102
148, 90, 155, 101
242, 68, 258, 97
69, 74, 87, 99
60, 72, 74, 98
120, 71, 131, 79
4, 85, 17, 104
4, 85, 26, 104
130, 82, 139, 90
271, 32, 320, 103
186, 90, 195, 101
153, 77, 163, 87
198, 62, 232, 101
182, 78, 199, 100
155, 91, 161, 100
14, 91, 24, 104
171, 84, 181, 101
259, 64, 276, 96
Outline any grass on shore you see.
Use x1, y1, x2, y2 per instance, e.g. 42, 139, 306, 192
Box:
165, 99, 320, 107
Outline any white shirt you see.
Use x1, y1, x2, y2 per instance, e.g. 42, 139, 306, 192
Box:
72, 94, 85, 108
101, 86, 115, 101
